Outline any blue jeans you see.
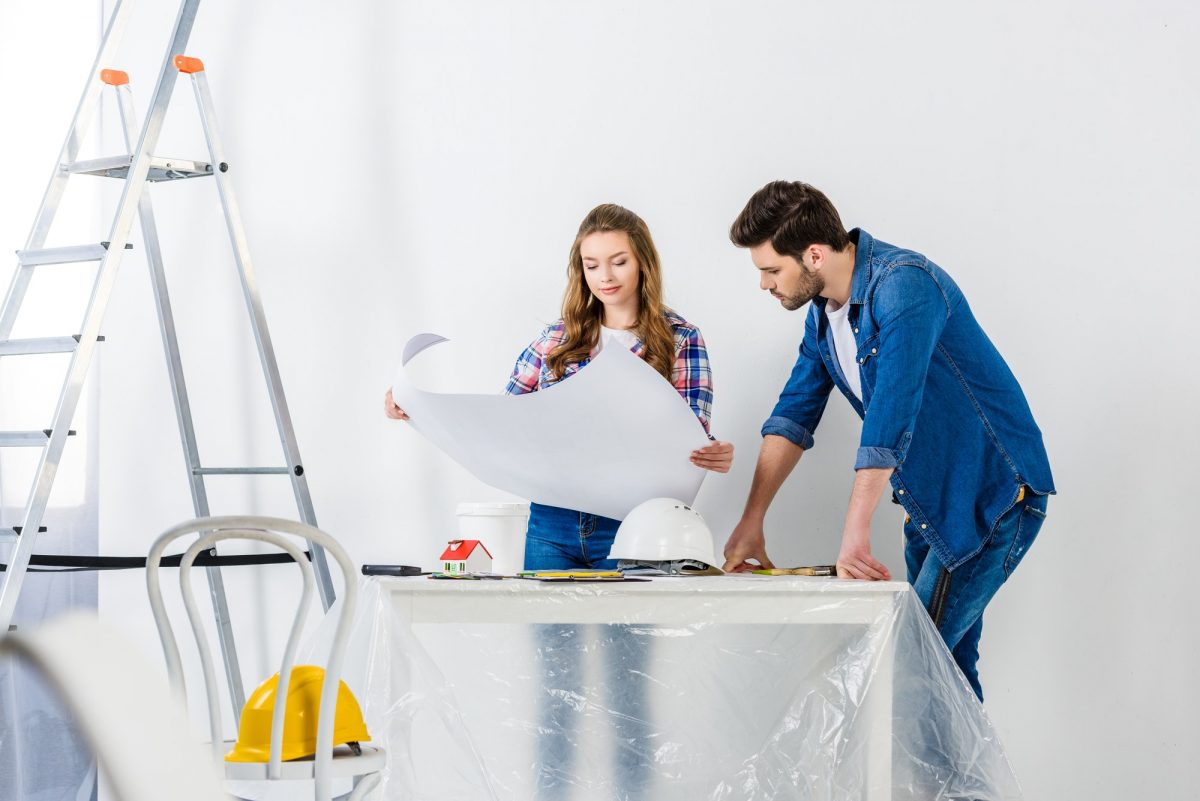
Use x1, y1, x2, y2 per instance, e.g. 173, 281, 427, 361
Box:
905, 490, 1048, 702
523, 502, 651, 800
524, 501, 622, 570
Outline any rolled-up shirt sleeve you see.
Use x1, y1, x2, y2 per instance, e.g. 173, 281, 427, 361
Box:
762, 304, 834, 450
855, 265, 950, 470
505, 330, 547, 396
671, 325, 714, 436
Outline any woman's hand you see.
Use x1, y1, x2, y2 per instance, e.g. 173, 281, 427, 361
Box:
384, 389, 410, 421
690, 440, 734, 473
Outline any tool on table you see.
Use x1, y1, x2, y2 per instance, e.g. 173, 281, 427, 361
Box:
517, 570, 650, 582
361, 565, 424, 577
752, 565, 838, 577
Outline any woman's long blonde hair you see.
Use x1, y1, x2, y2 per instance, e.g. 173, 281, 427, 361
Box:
546, 204, 676, 381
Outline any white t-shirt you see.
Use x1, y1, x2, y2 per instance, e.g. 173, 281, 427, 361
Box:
825, 301, 862, 401
599, 325, 639, 352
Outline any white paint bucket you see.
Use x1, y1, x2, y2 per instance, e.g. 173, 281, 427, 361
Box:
455, 502, 530, 575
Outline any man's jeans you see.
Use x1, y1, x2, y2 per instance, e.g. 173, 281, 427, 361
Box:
905, 491, 1049, 701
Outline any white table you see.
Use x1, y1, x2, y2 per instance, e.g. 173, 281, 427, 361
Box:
359, 575, 910, 801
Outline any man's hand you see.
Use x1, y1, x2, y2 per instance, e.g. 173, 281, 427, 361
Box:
835, 467, 894, 580
722, 518, 775, 572
836, 521, 891, 581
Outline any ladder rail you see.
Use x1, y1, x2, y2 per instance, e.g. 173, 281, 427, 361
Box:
0, 0, 137, 341
188, 69, 336, 611
0, 0, 204, 640
0, 251, 120, 630
113, 77, 247, 715
1, 1, 337, 728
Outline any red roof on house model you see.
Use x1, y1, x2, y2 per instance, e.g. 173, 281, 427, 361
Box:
439, 539, 493, 561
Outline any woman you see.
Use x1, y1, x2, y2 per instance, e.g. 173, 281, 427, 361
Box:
385, 203, 732, 570
386, 203, 729, 796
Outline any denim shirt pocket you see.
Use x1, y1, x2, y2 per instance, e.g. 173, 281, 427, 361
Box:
855, 333, 881, 402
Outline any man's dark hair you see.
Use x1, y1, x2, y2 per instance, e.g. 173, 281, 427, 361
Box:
729, 181, 851, 258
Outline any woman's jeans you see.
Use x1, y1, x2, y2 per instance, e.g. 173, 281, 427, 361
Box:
524, 502, 651, 800
525, 501, 621, 570
905, 490, 1049, 701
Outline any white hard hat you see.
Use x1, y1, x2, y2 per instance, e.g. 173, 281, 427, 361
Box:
607, 498, 720, 569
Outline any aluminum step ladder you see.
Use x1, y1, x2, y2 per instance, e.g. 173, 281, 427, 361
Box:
0, 0, 335, 717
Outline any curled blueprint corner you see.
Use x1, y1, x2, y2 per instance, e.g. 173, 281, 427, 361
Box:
401, 332, 450, 366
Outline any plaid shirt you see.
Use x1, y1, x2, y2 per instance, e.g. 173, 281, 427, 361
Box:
505, 310, 714, 435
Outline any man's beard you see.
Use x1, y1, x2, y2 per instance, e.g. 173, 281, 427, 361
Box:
779, 268, 825, 310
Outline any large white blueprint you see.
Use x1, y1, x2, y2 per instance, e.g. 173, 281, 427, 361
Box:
391, 333, 710, 520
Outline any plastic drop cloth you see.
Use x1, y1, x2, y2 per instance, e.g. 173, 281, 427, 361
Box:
315, 576, 1022, 801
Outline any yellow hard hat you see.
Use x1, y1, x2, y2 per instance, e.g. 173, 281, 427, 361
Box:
225, 665, 371, 763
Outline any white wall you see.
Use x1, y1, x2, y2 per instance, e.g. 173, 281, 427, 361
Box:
3, 1, 1197, 799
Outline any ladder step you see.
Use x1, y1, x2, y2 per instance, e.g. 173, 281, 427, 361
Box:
0, 430, 77, 447
0, 527, 46, 544
0, 335, 105, 356
63, 155, 214, 182
16, 243, 132, 267
193, 467, 292, 476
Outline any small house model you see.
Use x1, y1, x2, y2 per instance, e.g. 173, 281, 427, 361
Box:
439, 539, 493, 575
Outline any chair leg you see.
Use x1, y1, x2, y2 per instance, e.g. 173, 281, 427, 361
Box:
339, 773, 381, 801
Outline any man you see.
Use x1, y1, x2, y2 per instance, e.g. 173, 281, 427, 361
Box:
722, 180, 1054, 700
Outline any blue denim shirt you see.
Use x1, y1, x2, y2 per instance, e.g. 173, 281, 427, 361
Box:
762, 229, 1055, 570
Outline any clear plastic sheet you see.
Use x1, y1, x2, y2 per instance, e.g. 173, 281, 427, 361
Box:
332, 576, 1023, 801
0, 513, 99, 801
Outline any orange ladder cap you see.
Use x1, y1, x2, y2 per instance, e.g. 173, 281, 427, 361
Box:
174, 55, 205, 74
99, 69, 129, 86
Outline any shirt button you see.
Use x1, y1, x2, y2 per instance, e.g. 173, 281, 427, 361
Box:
871, 348, 878, 354
858, 358, 865, 364
898, 489, 905, 495
853, 328, 859, 334
920, 523, 928, 530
